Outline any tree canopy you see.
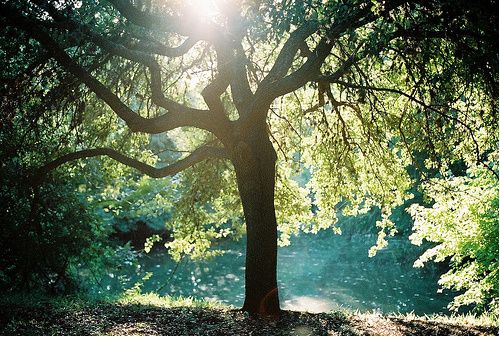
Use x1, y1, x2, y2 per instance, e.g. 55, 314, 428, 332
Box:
0, 0, 497, 315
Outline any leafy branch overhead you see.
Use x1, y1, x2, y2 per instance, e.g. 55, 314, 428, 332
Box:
2, 0, 496, 179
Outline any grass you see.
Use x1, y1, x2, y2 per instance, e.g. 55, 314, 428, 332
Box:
388, 310, 499, 328
116, 292, 225, 309
0, 291, 226, 313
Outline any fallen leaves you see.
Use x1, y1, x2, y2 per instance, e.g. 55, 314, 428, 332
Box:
0, 301, 497, 336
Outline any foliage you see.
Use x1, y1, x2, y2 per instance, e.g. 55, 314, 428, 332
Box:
0, 173, 90, 291
409, 164, 499, 315
0, 29, 142, 293
0, 141, 140, 294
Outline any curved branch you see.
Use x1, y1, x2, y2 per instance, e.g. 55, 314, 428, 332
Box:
32, 146, 228, 186
257, 0, 407, 105
33, 0, 199, 58
33, 1, 215, 131
260, 21, 318, 86
201, 39, 255, 119
229, 43, 255, 116
56, 15, 197, 58
212, 40, 254, 117
295, 42, 363, 97
0, 5, 220, 135
265, 15, 369, 100
65, 25, 184, 112
201, 71, 229, 115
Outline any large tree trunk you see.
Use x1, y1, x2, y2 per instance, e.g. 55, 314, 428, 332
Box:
231, 124, 280, 316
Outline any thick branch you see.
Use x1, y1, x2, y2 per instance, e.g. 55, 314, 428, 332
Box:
201, 40, 254, 118
200, 7, 253, 116
226, 42, 254, 116
257, 0, 407, 105
266, 38, 334, 99
31, 2, 212, 130
32, 146, 228, 186
267, 14, 371, 99
201, 71, 229, 115
261, 21, 318, 86
1, 5, 220, 135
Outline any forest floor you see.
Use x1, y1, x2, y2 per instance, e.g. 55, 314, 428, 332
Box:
0, 294, 497, 336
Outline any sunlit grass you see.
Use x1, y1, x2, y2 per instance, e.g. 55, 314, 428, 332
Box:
388, 311, 498, 328
116, 292, 227, 309
0, 291, 226, 310
124, 293, 498, 328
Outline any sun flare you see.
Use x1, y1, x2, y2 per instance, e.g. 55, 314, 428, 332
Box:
187, 0, 221, 19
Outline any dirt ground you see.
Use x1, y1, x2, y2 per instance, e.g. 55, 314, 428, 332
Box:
0, 302, 497, 336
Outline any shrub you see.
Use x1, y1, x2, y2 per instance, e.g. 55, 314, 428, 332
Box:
409, 165, 498, 315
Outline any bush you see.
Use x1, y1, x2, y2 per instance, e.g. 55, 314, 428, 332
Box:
409, 165, 498, 315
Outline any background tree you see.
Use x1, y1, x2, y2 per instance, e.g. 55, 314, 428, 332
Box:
0, 0, 497, 315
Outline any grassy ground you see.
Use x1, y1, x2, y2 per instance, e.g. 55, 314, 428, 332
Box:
0, 293, 497, 336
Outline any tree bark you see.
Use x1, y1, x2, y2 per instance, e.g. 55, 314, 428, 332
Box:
231, 124, 280, 316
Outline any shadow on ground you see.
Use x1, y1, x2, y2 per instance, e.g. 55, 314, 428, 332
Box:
0, 302, 497, 336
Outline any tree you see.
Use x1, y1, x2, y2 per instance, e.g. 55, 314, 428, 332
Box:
0, 0, 497, 315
